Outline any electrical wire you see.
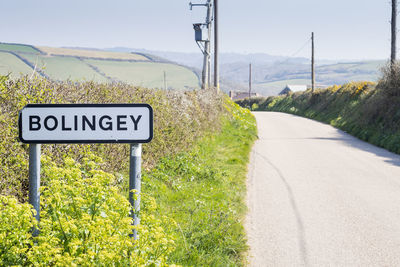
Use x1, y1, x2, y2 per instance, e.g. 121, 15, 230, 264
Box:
273, 37, 312, 66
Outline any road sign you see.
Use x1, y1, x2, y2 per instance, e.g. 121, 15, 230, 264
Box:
19, 104, 153, 144
19, 103, 153, 239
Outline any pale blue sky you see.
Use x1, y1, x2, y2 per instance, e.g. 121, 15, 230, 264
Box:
0, 0, 391, 60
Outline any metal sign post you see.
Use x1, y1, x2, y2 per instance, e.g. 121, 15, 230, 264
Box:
129, 143, 141, 240
19, 104, 153, 240
29, 143, 41, 236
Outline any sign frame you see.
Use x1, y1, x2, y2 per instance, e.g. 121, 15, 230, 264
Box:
18, 103, 153, 144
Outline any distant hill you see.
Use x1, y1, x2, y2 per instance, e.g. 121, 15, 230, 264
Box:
1, 42, 385, 95
108, 47, 385, 96
0, 43, 200, 90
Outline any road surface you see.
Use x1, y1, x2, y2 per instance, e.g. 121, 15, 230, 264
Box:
246, 112, 400, 267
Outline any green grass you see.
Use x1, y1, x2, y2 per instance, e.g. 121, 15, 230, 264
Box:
0, 51, 33, 78
85, 59, 200, 90
254, 79, 310, 95
22, 54, 109, 82
141, 103, 257, 266
0, 43, 40, 54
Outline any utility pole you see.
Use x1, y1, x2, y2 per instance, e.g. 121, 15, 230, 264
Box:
391, 0, 397, 69
163, 71, 167, 90
311, 32, 315, 92
249, 63, 252, 98
214, 0, 219, 89
205, 1, 212, 88
190, 0, 213, 89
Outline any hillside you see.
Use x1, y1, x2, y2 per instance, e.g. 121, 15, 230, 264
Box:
0, 43, 200, 90
114, 48, 384, 96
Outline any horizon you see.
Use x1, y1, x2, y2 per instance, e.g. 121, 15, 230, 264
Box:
4, 41, 388, 63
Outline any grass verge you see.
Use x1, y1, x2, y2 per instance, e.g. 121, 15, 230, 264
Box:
143, 100, 257, 266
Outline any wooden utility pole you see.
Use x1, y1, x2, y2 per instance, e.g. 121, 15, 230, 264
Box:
249, 63, 252, 98
311, 32, 315, 92
214, 0, 219, 89
392, 0, 397, 69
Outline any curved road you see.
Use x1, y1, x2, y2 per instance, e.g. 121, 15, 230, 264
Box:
246, 112, 400, 267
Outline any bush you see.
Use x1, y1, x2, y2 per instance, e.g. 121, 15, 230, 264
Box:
0, 75, 226, 201
0, 195, 35, 266
0, 154, 176, 266
378, 61, 400, 97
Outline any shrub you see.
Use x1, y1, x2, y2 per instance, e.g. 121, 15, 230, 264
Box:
0, 75, 226, 201
0, 195, 35, 266
0, 154, 176, 266
378, 61, 400, 97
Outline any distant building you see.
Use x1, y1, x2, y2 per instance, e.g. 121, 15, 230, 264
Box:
229, 91, 261, 101
279, 85, 307, 95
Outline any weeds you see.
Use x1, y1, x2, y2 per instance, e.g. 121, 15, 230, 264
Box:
0, 75, 257, 265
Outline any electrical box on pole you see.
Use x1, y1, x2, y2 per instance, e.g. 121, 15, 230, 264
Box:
194, 24, 208, 42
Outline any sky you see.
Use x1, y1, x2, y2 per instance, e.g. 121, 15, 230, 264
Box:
0, 0, 391, 60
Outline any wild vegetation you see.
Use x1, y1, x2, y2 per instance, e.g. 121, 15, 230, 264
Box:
237, 62, 400, 154
0, 75, 257, 265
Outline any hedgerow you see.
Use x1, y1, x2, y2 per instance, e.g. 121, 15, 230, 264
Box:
1, 75, 257, 265
0, 75, 225, 201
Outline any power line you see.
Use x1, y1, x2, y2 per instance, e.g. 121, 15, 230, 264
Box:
273, 38, 311, 67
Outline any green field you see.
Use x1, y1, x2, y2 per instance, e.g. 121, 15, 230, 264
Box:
254, 79, 311, 95
0, 43, 200, 90
85, 59, 200, 90
37, 46, 148, 61
22, 54, 109, 82
0, 51, 33, 78
0, 43, 40, 54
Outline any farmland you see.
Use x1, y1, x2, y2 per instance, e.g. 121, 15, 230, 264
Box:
22, 54, 109, 82
0, 42, 200, 90
85, 59, 199, 89
0, 51, 33, 78
0, 43, 41, 54
37, 46, 148, 61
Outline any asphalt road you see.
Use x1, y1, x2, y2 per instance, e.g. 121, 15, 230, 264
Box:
245, 112, 400, 267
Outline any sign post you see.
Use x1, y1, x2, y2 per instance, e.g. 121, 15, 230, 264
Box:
129, 143, 141, 240
19, 104, 153, 239
28, 143, 41, 236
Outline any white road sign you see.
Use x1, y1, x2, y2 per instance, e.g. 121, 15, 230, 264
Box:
19, 104, 153, 143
